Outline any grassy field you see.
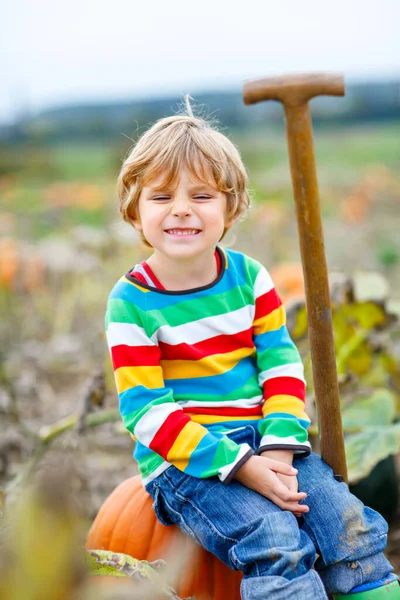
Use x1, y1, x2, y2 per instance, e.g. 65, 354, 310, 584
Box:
1, 121, 400, 232
1, 121, 400, 583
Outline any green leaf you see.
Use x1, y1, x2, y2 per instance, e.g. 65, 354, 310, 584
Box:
341, 301, 387, 329
332, 311, 356, 349
89, 566, 128, 578
87, 549, 164, 581
345, 423, 400, 483
85, 551, 127, 578
358, 356, 389, 388
287, 303, 308, 339
342, 389, 396, 428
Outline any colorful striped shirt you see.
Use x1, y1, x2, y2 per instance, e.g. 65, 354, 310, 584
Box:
105, 246, 311, 486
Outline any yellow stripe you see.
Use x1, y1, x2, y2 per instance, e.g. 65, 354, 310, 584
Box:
262, 394, 308, 419
161, 347, 255, 380
167, 421, 207, 471
220, 247, 228, 270
253, 305, 286, 335
122, 276, 150, 292
115, 365, 164, 392
188, 414, 262, 424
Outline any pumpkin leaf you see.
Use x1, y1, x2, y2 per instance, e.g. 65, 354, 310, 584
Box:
87, 549, 163, 581
88, 565, 129, 578
86, 550, 190, 600
346, 343, 373, 376
341, 389, 396, 428
287, 302, 308, 339
358, 356, 390, 388
345, 422, 400, 483
341, 301, 388, 330
336, 330, 370, 376
85, 551, 129, 578
332, 311, 356, 349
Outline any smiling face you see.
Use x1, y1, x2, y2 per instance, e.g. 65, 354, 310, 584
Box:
133, 166, 233, 261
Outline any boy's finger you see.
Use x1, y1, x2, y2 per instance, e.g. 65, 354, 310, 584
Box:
268, 480, 307, 504
270, 494, 310, 514
263, 458, 298, 476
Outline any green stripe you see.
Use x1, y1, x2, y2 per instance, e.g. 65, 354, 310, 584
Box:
105, 298, 147, 329
243, 255, 263, 285
257, 346, 302, 370
146, 285, 253, 332
210, 437, 242, 474
258, 417, 308, 442
122, 394, 175, 432
138, 452, 166, 479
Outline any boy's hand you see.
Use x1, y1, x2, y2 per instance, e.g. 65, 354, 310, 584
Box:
233, 454, 309, 515
260, 449, 305, 518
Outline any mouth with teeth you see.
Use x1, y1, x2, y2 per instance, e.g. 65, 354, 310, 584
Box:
164, 228, 202, 236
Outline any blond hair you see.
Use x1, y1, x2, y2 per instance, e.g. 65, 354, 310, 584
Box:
117, 103, 251, 247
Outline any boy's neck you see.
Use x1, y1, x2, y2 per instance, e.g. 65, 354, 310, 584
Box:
146, 248, 219, 291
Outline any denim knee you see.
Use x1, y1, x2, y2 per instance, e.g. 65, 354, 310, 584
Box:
295, 454, 390, 566
294, 453, 394, 595
230, 510, 316, 580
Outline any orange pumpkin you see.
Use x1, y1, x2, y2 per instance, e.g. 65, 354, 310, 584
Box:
269, 262, 305, 304
86, 475, 242, 600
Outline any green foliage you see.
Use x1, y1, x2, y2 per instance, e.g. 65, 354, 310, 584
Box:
341, 389, 397, 428
288, 272, 400, 483
0, 468, 189, 600
87, 549, 162, 581
86, 550, 194, 599
0, 467, 86, 599
376, 239, 399, 268
345, 424, 400, 483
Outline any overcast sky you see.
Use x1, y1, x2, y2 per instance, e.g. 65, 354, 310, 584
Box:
1, 0, 399, 124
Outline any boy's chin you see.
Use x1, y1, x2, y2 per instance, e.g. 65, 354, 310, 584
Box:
155, 242, 215, 259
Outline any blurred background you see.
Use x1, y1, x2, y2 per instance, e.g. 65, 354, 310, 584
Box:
1, 0, 400, 594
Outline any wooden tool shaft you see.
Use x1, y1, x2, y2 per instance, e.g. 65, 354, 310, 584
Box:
285, 103, 348, 481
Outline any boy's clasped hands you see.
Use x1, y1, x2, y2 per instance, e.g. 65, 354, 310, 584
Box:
234, 449, 309, 518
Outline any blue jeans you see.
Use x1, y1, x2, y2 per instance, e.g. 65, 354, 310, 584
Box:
145, 425, 394, 599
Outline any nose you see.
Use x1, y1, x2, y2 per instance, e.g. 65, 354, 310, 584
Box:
171, 193, 192, 217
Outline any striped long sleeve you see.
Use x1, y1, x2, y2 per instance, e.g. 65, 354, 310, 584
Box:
105, 288, 254, 484
251, 265, 311, 456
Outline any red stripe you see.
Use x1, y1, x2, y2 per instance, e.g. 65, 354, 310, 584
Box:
214, 248, 221, 273
111, 344, 161, 369
159, 328, 253, 361
141, 261, 166, 290
149, 410, 191, 458
263, 376, 306, 401
255, 288, 282, 320
182, 405, 262, 416
129, 270, 149, 286
132, 249, 221, 291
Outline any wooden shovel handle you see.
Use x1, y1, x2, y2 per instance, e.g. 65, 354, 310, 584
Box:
243, 72, 344, 107
242, 71, 348, 482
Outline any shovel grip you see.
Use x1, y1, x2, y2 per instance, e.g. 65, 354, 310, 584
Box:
243, 72, 345, 107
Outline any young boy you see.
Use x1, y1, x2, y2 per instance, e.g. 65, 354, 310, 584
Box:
105, 107, 399, 599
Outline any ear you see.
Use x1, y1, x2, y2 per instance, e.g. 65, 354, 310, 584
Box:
225, 215, 238, 229
132, 218, 143, 231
